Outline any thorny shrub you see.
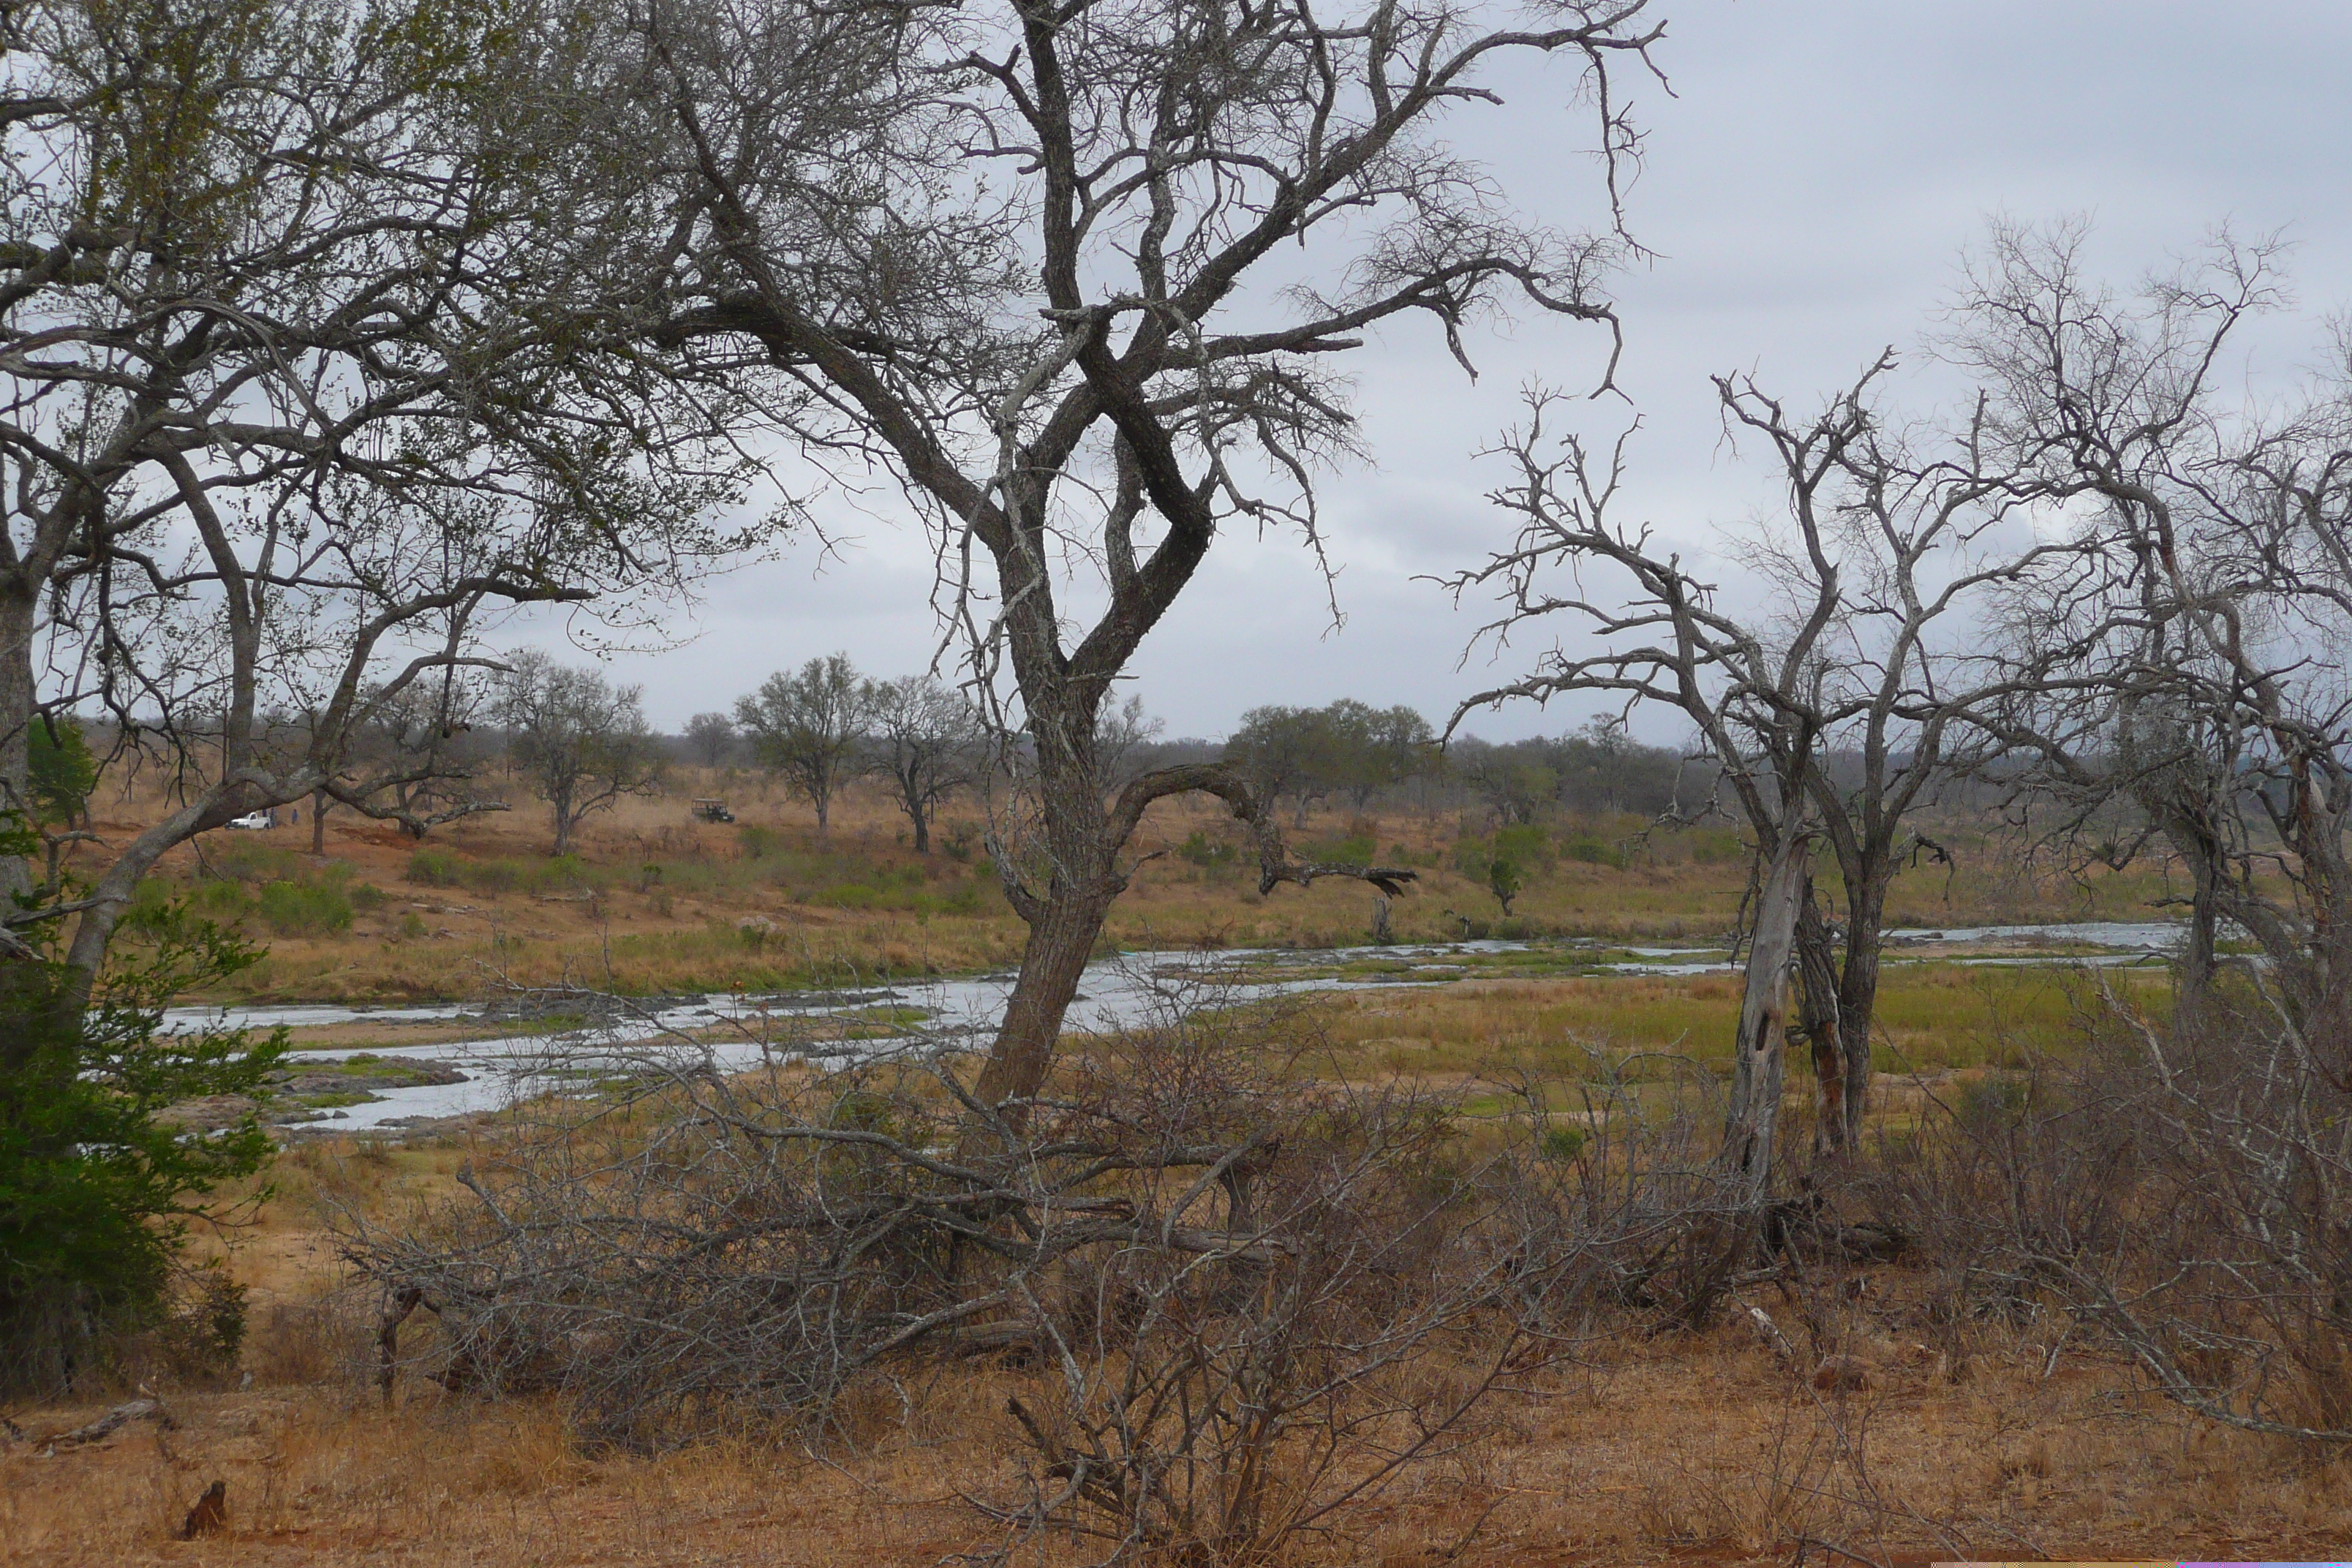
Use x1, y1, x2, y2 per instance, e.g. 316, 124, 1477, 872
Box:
339, 975, 1752, 1564
1878, 967, 2352, 1441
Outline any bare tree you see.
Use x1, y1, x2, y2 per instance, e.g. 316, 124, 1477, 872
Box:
289, 674, 497, 853
530, 0, 1667, 1115
1444, 361, 2065, 1164
1447, 735, 1560, 827
864, 674, 981, 853
1871, 223, 2352, 1449
1939, 221, 2350, 1018
0, 0, 755, 1003
498, 653, 663, 855
736, 655, 872, 834
1092, 693, 1164, 789
682, 712, 737, 769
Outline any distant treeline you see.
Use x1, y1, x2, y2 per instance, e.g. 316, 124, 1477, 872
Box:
674, 680, 1709, 832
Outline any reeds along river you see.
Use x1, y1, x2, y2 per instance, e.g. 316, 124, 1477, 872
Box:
159, 921, 2187, 1131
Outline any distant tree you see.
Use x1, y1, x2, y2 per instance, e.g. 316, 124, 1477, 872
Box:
298, 672, 504, 852
1226, 706, 1346, 827
864, 676, 982, 853
1448, 739, 1558, 826
1548, 716, 1688, 816
1093, 695, 1166, 789
497, 653, 663, 854
736, 655, 872, 834
683, 712, 737, 769
1327, 701, 1434, 808
1487, 855, 1523, 917
1227, 701, 1433, 821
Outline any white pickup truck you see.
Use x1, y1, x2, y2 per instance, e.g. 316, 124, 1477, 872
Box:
225, 810, 274, 831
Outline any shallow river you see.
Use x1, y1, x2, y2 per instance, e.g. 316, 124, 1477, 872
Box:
161, 922, 2182, 1131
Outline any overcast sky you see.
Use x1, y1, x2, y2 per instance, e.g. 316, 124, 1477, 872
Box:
497, 0, 2352, 742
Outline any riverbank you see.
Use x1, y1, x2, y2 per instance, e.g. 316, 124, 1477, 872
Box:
75, 770, 2182, 1006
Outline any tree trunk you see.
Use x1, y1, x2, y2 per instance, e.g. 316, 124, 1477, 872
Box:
0, 586, 34, 900
969, 879, 1115, 1126
2140, 791, 2224, 1014
2181, 842, 2220, 1011
1795, 878, 1845, 1156
311, 789, 328, 854
1834, 878, 1887, 1152
905, 780, 930, 853
1724, 832, 1809, 1210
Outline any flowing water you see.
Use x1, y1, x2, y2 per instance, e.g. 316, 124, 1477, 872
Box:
167, 924, 2184, 1131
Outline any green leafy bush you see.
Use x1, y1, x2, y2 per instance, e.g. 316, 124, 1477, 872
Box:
0, 825, 285, 1394
1491, 822, 1550, 868
208, 837, 304, 884
1177, 830, 1239, 868
187, 880, 255, 924
1303, 832, 1376, 864
941, 873, 987, 916
257, 879, 354, 937
1540, 1126, 1587, 1161
1486, 856, 1523, 915
405, 848, 461, 886
535, 853, 591, 891
1685, 828, 1744, 865
737, 823, 780, 858
465, 859, 519, 894
119, 878, 179, 936
1564, 832, 1624, 869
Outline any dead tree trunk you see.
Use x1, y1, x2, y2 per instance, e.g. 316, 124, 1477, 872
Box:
1724, 832, 1811, 1210
1795, 878, 1846, 1156
1834, 881, 1885, 1152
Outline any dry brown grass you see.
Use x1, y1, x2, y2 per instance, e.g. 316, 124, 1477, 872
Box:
10, 1260, 2349, 1566
13, 1088, 2351, 1566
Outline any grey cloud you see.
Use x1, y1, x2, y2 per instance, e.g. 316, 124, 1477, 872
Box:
505, 0, 2352, 742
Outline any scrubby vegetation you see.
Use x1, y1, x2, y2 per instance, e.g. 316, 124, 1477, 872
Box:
0, 821, 285, 1396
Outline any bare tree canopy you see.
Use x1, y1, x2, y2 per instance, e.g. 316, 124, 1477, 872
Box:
0, 0, 766, 999
1937, 219, 2352, 1023
736, 655, 872, 834
498, 653, 663, 855
682, 712, 738, 769
864, 674, 982, 853
1443, 325, 2091, 1169
513, 0, 1668, 1111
